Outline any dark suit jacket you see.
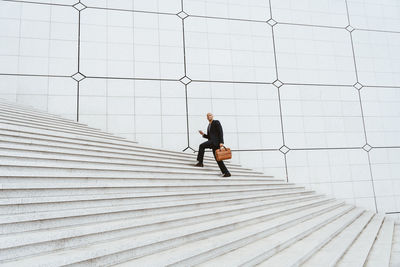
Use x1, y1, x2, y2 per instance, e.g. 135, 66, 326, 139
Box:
202, 120, 224, 147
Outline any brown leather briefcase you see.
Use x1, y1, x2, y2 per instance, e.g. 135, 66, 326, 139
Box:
215, 146, 232, 161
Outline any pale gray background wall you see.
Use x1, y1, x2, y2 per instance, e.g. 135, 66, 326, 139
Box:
0, 0, 400, 217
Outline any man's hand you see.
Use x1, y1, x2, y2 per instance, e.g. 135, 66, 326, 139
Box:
220, 143, 224, 148
199, 130, 204, 135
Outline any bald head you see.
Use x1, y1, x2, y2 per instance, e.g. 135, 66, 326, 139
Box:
207, 113, 213, 122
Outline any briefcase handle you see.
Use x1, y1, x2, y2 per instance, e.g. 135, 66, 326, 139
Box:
219, 146, 228, 151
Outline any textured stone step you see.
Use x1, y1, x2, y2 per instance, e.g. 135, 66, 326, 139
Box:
1, 179, 286, 191
0, 102, 104, 137
0, 190, 315, 234
0, 199, 342, 266
390, 223, 400, 267
0, 188, 313, 215
0, 184, 299, 213
0, 121, 204, 161
0, 165, 272, 183
1, 184, 295, 203
0, 141, 248, 171
0, 108, 101, 132
0, 122, 143, 151
243, 207, 365, 267
0, 175, 281, 191
0, 120, 139, 149
0, 148, 255, 174
365, 218, 395, 267
2, 183, 288, 199
127, 204, 355, 267
337, 214, 385, 267
0, 112, 118, 141
0, 185, 310, 205
0, 99, 84, 123
0, 195, 325, 261
0, 171, 274, 185
0, 133, 234, 166
301, 211, 374, 267
0, 128, 225, 164
0, 186, 306, 222
0, 113, 121, 138
0, 159, 262, 181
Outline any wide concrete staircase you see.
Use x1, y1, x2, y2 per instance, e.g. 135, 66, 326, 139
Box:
0, 99, 396, 266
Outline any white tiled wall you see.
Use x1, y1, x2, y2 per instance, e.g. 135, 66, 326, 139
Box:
274, 24, 356, 85
280, 84, 365, 148
185, 17, 275, 82
1, 0, 400, 215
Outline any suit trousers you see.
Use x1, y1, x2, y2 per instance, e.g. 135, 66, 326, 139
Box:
197, 140, 229, 174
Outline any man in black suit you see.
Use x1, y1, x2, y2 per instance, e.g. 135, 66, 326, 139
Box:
195, 113, 231, 177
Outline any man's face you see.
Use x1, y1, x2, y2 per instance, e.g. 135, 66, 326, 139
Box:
207, 113, 213, 122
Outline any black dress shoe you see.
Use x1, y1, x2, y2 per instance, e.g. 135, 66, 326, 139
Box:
222, 173, 231, 177
194, 162, 204, 167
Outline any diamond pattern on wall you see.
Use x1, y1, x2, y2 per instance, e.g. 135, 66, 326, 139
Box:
279, 145, 290, 154
354, 82, 363, 90
346, 25, 355, 32
273, 79, 283, 88
177, 11, 189, 19
73, 2, 86, 11
363, 144, 372, 152
267, 19, 277, 27
179, 76, 192, 85
72, 72, 86, 82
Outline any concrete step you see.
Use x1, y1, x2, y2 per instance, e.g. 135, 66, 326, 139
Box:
80, 200, 345, 267
0, 101, 122, 142
1, 184, 303, 205
0, 147, 255, 174
0, 175, 281, 189
301, 211, 374, 267
241, 207, 365, 267
0, 189, 314, 216
0, 186, 306, 222
0, 119, 135, 145
0, 139, 249, 170
0, 184, 299, 213
0, 199, 343, 266
337, 214, 385, 267
0, 111, 119, 140
0, 170, 274, 183
0, 175, 285, 191
0, 123, 142, 153
0, 133, 237, 167
0, 99, 87, 124
2, 184, 296, 202
365, 218, 395, 267
390, 223, 400, 267
0, 156, 262, 178
129, 204, 356, 267
1, 179, 287, 191
0, 107, 101, 132
0, 190, 315, 234
0, 127, 227, 165
0, 195, 326, 261
0, 165, 272, 183
0, 175, 281, 190
0, 118, 220, 163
